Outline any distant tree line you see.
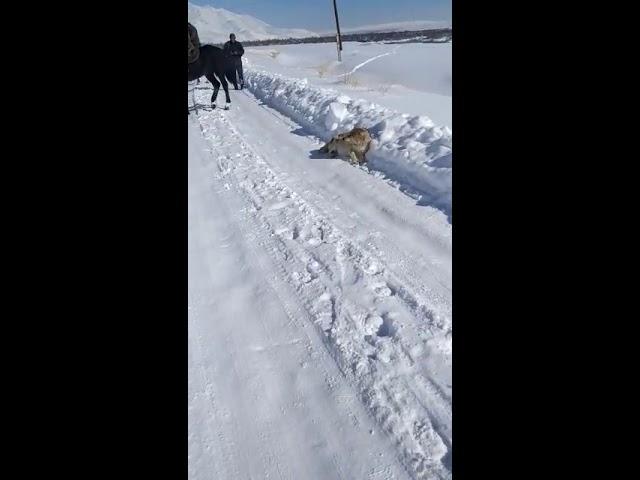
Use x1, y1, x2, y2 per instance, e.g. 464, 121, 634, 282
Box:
209, 28, 452, 48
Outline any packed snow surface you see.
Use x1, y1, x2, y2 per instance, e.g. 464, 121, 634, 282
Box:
189, 70, 452, 479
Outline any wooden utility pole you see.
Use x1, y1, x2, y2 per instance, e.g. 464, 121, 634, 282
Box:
332, 0, 343, 61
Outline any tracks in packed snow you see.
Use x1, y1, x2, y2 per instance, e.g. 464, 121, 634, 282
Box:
192, 91, 452, 479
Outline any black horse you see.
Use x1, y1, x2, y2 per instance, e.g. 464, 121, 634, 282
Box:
188, 45, 237, 111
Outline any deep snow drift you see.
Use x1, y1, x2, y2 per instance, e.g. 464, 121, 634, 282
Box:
244, 69, 452, 220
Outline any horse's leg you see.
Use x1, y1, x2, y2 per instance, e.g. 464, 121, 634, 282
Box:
219, 71, 231, 107
206, 74, 220, 108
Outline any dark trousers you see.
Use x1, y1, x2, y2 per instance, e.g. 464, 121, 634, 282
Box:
232, 57, 244, 83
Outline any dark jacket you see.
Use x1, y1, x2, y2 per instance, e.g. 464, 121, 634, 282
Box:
223, 40, 244, 58
188, 23, 200, 63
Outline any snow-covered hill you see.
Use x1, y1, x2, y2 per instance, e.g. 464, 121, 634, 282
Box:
188, 2, 317, 43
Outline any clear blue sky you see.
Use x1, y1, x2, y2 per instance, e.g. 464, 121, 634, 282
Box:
189, 1, 451, 31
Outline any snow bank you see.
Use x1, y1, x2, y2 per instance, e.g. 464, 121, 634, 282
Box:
244, 70, 452, 218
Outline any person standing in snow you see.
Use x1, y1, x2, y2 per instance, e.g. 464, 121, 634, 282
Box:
188, 22, 202, 83
188, 22, 201, 65
223, 33, 245, 89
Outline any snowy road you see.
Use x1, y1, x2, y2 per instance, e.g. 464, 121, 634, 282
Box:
188, 86, 452, 480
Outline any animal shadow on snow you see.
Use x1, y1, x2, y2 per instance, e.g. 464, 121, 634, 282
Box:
307, 149, 330, 160
188, 83, 229, 112
188, 84, 220, 112
288, 127, 328, 158
188, 103, 215, 114
441, 450, 452, 472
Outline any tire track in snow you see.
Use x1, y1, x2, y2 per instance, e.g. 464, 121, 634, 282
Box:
224, 109, 452, 475
188, 294, 242, 480
337, 47, 401, 78
195, 116, 402, 479
192, 100, 452, 479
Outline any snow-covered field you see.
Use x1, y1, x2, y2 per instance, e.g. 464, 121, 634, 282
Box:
189, 34, 452, 480
244, 42, 452, 128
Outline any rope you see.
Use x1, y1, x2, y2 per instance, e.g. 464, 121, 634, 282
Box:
188, 80, 199, 115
